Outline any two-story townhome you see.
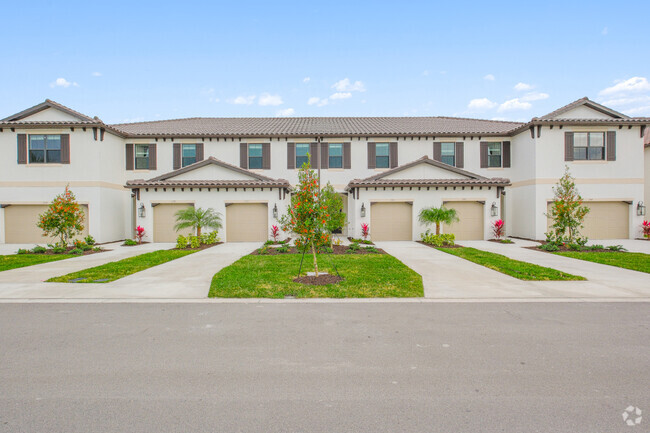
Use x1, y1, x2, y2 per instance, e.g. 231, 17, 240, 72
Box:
0, 97, 647, 244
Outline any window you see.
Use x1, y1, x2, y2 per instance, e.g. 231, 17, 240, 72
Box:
29, 135, 61, 163
488, 143, 502, 167
182, 144, 197, 167
248, 144, 263, 169
135, 144, 150, 169
296, 143, 309, 168
376, 143, 390, 168
441, 142, 455, 166
573, 132, 605, 160
329, 143, 343, 168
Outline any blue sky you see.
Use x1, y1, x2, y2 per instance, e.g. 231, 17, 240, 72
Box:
1, 0, 649, 124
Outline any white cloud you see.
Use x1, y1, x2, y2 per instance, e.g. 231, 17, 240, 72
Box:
50, 77, 78, 88
303, 77, 310, 83
468, 98, 497, 110
521, 92, 549, 102
258, 93, 283, 106
484, 74, 495, 81
308, 96, 328, 107
330, 92, 352, 100
514, 82, 533, 91
422, 70, 430, 76
625, 105, 650, 115
332, 78, 366, 92
601, 95, 650, 107
91, 72, 102, 77
602, 27, 608, 35
276, 108, 295, 117
231, 95, 256, 105
498, 98, 532, 112
599, 77, 650, 96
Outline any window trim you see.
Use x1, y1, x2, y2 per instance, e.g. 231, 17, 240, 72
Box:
181, 143, 197, 167
295, 143, 310, 168
375, 142, 390, 169
328, 143, 343, 169
573, 132, 605, 161
28, 134, 62, 164
487, 142, 502, 168
440, 142, 456, 167
248, 143, 263, 170
135, 144, 150, 170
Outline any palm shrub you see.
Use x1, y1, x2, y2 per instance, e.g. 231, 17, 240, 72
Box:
174, 207, 222, 237
418, 206, 459, 235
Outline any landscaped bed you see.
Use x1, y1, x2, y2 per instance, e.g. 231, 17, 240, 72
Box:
0, 254, 78, 272
436, 247, 585, 281
209, 253, 423, 298
553, 251, 650, 274
253, 244, 384, 255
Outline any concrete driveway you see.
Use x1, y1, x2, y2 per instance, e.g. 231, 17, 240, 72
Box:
377, 241, 650, 300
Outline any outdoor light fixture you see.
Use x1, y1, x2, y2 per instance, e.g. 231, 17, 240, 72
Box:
360, 203, 366, 217
138, 203, 146, 218
273, 203, 278, 219
491, 202, 498, 217
638, 201, 646, 216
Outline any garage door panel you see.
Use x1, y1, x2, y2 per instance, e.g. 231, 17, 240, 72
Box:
154, 204, 194, 243
370, 202, 412, 241
443, 201, 484, 240
226, 203, 268, 242
4, 204, 89, 244
546, 201, 628, 239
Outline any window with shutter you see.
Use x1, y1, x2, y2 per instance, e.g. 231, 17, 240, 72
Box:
182, 144, 197, 167
295, 143, 309, 168
329, 143, 343, 168
375, 143, 390, 168
28, 135, 62, 164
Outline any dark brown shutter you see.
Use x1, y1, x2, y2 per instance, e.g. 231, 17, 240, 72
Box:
148, 143, 157, 170
240, 143, 248, 169
173, 143, 181, 169
60, 134, 70, 164
287, 142, 295, 169
455, 142, 464, 168
389, 142, 398, 168
343, 142, 351, 169
310, 142, 318, 168
367, 142, 376, 169
606, 131, 616, 161
17, 134, 27, 164
502, 141, 511, 168
433, 142, 442, 161
196, 143, 204, 162
262, 143, 271, 169
480, 142, 488, 168
125, 143, 134, 170
321, 143, 329, 169
564, 132, 574, 161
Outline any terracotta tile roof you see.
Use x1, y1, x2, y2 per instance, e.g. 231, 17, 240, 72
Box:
1, 99, 97, 123
536, 97, 629, 120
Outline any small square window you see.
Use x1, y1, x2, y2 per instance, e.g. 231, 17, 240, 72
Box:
573, 132, 605, 161
135, 144, 150, 170
329, 143, 343, 168
376, 143, 390, 168
248, 144, 263, 169
441, 142, 455, 166
487, 143, 501, 168
296, 143, 309, 168
182, 144, 197, 167
29, 134, 61, 164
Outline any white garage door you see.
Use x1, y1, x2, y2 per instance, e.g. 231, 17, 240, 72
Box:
547, 201, 629, 239
226, 203, 268, 242
443, 201, 484, 240
154, 203, 194, 242
4, 204, 89, 244
370, 202, 412, 241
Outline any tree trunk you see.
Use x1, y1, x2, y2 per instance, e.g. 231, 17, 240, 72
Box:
436, 223, 441, 235
197, 226, 202, 237
311, 240, 319, 277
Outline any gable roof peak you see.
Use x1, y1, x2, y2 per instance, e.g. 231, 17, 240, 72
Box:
148, 155, 279, 182
538, 97, 629, 120
1, 99, 96, 122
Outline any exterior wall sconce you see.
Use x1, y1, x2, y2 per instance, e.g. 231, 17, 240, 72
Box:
138, 203, 146, 218
490, 202, 498, 217
360, 203, 366, 217
273, 203, 278, 219
638, 201, 646, 216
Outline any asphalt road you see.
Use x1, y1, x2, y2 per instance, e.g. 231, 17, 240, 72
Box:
0, 302, 648, 433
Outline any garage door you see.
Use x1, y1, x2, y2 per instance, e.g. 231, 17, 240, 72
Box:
154, 203, 194, 242
547, 201, 628, 239
443, 201, 484, 240
4, 204, 89, 244
370, 202, 412, 241
226, 203, 268, 242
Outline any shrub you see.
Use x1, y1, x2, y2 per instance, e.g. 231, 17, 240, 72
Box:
31, 245, 47, 254
189, 235, 201, 249
500, 239, 514, 244
347, 242, 360, 253
546, 166, 590, 244
643, 220, 650, 239
174, 207, 222, 238
492, 219, 505, 240
92, 247, 102, 252
124, 239, 138, 246
258, 246, 271, 255
589, 244, 605, 250
270, 225, 280, 242
264, 240, 274, 246
568, 243, 582, 251
205, 231, 219, 244
69, 248, 84, 255
361, 223, 369, 240
539, 243, 559, 252
363, 246, 379, 254
17, 248, 29, 255
276, 245, 289, 253
135, 226, 146, 244
52, 246, 67, 254
418, 206, 459, 235
175, 235, 188, 249
319, 246, 333, 254
73, 240, 91, 251
37, 186, 85, 247
607, 245, 627, 252
420, 230, 455, 247
84, 235, 96, 246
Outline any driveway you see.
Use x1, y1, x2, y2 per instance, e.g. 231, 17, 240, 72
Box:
377, 241, 650, 300
0, 242, 256, 299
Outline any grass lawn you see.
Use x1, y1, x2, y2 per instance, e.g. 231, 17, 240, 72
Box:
554, 251, 650, 274
209, 253, 423, 298
437, 247, 585, 281
47, 249, 195, 283
0, 254, 77, 272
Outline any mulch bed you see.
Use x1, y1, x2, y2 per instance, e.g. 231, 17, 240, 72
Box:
525, 245, 615, 253
416, 241, 463, 249
292, 274, 344, 285
22, 248, 106, 256
251, 244, 386, 256
347, 237, 374, 245
174, 242, 223, 251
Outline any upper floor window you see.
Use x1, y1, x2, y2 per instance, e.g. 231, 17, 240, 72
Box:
329, 143, 343, 168
376, 143, 390, 168
487, 143, 502, 167
182, 144, 197, 167
248, 144, 263, 169
135, 144, 150, 169
441, 142, 455, 166
29, 134, 61, 163
296, 143, 309, 168
573, 132, 604, 160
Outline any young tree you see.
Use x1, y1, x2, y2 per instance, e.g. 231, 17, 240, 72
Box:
320, 182, 346, 246
546, 166, 590, 243
174, 207, 222, 237
418, 206, 459, 235
37, 186, 85, 247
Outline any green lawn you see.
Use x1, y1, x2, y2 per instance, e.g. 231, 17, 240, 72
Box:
47, 249, 195, 283
209, 253, 423, 298
437, 247, 585, 281
554, 251, 650, 274
0, 254, 77, 272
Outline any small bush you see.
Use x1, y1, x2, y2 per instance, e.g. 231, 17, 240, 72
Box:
124, 239, 138, 246
587, 244, 604, 250
52, 246, 67, 254
258, 246, 271, 255
69, 248, 84, 255
361, 223, 370, 240
363, 246, 379, 254
347, 242, 360, 253
92, 246, 102, 252
500, 239, 514, 244
607, 245, 627, 252
17, 248, 29, 255
420, 230, 455, 247
575, 236, 589, 247
319, 246, 333, 254
84, 235, 96, 246
264, 240, 274, 246
206, 231, 219, 244
189, 235, 201, 249
539, 243, 559, 252
276, 245, 289, 253
176, 235, 188, 249
568, 243, 582, 251
32, 245, 47, 254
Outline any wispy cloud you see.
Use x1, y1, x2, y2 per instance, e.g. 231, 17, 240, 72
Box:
498, 98, 532, 112
308, 96, 328, 107
303, 77, 310, 83
599, 77, 650, 96
50, 77, 78, 88
514, 82, 533, 91
258, 93, 283, 106
231, 95, 256, 105
422, 70, 430, 76
276, 108, 295, 117
468, 98, 497, 110
91, 72, 102, 77
332, 78, 366, 92
483, 74, 495, 81
521, 92, 549, 102
598, 77, 650, 115
330, 92, 352, 100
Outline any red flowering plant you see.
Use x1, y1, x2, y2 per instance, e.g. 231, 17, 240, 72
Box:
37, 186, 85, 248
643, 220, 650, 239
135, 226, 146, 244
492, 219, 505, 240
270, 225, 280, 242
361, 223, 369, 240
